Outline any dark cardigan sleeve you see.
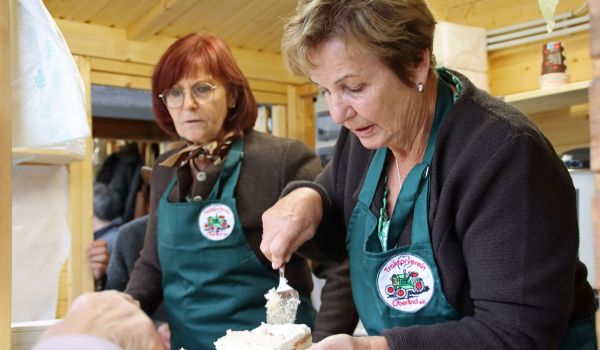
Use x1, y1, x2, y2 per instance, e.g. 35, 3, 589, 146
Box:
105, 215, 149, 291
125, 159, 174, 315
312, 258, 359, 342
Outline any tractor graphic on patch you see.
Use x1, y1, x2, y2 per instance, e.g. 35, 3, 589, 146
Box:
385, 269, 429, 299
203, 214, 230, 233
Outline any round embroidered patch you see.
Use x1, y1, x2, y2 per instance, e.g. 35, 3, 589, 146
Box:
376, 254, 435, 313
198, 204, 235, 241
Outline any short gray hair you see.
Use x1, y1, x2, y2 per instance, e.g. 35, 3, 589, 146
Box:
281, 0, 437, 87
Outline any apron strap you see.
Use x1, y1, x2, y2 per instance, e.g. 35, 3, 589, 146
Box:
388, 79, 454, 247
207, 139, 244, 200
358, 148, 387, 206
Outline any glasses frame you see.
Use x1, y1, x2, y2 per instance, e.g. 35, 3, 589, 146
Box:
159, 82, 218, 108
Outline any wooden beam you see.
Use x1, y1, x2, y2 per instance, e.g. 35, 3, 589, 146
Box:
90, 57, 154, 78
271, 105, 288, 138
297, 82, 319, 98
271, 105, 288, 137
92, 71, 152, 90
0, 0, 12, 348
93, 118, 172, 141
301, 94, 316, 150
67, 56, 95, 308
253, 91, 288, 106
286, 85, 300, 141
127, 0, 198, 41
55, 19, 308, 85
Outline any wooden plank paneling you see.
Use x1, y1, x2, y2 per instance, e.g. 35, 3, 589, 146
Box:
55, 19, 307, 85
0, 0, 12, 348
217, 0, 290, 50
46, 0, 111, 23
127, 0, 198, 41
158, 0, 231, 38
90, 58, 154, 77
427, 0, 585, 30
92, 71, 152, 90
89, 1, 156, 29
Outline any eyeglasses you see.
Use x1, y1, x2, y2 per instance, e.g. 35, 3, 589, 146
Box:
159, 82, 217, 108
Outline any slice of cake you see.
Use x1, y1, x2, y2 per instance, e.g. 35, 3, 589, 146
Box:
265, 287, 300, 324
214, 323, 312, 350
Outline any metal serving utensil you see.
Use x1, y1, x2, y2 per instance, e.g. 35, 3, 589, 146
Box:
265, 265, 300, 324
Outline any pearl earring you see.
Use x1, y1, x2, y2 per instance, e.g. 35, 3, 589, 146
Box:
417, 82, 424, 93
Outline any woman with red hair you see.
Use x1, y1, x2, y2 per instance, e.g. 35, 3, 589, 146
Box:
125, 32, 321, 350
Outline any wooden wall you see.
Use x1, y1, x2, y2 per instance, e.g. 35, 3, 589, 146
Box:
430, 0, 592, 155
0, 0, 12, 349
488, 31, 591, 156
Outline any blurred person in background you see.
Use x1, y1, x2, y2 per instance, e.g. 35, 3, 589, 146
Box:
89, 182, 123, 290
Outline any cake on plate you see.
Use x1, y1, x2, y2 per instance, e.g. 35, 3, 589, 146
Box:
214, 323, 312, 350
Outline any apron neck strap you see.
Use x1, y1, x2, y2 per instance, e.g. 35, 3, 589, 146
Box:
401, 78, 454, 245
207, 138, 243, 200
360, 78, 454, 249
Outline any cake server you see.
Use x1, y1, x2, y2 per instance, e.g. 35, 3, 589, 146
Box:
265, 264, 300, 324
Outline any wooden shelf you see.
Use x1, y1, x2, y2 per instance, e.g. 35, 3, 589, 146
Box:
12, 147, 85, 165
502, 80, 590, 115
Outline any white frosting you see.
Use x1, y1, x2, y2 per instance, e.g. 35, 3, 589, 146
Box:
214, 323, 311, 350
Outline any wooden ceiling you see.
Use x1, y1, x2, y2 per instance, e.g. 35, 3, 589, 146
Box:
43, 0, 587, 55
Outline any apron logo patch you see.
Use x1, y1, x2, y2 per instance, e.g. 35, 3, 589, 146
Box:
377, 254, 434, 313
198, 204, 235, 241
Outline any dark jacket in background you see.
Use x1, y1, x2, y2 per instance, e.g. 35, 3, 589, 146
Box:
96, 143, 144, 222
105, 215, 166, 323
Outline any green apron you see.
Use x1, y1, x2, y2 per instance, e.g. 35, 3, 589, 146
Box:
157, 139, 315, 350
347, 73, 597, 348
347, 78, 458, 335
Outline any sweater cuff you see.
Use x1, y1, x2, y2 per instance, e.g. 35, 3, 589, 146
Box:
381, 328, 405, 350
281, 180, 332, 213
33, 335, 122, 350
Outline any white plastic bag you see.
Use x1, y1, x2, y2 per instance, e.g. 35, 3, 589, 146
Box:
12, 0, 89, 151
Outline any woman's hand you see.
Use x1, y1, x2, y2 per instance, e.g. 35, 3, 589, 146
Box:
88, 239, 110, 281
260, 187, 323, 269
310, 335, 388, 350
157, 323, 171, 350
41, 291, 163, 350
